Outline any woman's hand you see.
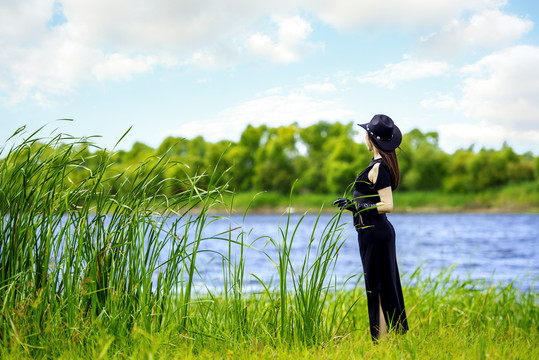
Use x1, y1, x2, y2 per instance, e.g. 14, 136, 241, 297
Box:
333, 198, 356, 212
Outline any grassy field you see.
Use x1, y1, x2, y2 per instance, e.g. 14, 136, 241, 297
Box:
1, 129, 537, 359
2, 272, 537, 359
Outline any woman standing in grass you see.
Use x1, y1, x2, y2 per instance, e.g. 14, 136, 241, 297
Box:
334, 114, 408, 342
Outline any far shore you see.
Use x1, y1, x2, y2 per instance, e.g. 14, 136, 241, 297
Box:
209, 185, 539, 215
206, 204, 539, 215
199, 187, 538, 215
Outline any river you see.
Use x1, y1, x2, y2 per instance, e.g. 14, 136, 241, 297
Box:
183, 213, 538, 292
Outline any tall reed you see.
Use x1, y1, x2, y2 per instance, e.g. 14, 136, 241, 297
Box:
0, 126, 228, 353
0, 125, 353, 356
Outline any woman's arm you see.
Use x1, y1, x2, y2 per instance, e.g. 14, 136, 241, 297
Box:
376, 186, 394, 213
368, 162, 394, 213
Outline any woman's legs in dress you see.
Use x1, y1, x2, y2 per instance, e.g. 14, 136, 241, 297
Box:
378, 293, 387, 338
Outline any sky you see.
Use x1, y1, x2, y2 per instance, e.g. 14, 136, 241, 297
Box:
1, 0, 538, 154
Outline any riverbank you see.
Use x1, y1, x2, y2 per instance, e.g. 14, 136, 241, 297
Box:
216, 182, 539, 214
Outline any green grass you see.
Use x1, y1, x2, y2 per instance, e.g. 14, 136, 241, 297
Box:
395, 182, 539, 213
2, 273, 537, 359
1, 127, 537, 359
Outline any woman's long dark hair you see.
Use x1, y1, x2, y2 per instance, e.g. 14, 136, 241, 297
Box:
369, 134, 400, 190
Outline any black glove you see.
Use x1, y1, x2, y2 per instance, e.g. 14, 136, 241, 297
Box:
333, 198, 379, 215
333, 198, 357, 212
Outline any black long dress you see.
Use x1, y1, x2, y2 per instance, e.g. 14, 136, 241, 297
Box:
352, 158, 408, 341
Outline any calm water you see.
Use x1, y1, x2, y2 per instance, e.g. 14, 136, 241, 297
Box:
181, 213, 538, 292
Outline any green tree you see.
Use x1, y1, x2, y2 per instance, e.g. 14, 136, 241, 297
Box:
125, 141, 154, 163
467, 144, 534, 190
254, 125, 298, 194
400, 129, 449, 190
156, 136, 188, 158
323, 122, 370, 194
295, 121, 333, 193
12, 121, 536, 199
207, 140, 233, 187
225, 125, 266, 191
443, 148, 475, 193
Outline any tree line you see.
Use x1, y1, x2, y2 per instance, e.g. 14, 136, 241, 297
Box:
13, 121, 539, 196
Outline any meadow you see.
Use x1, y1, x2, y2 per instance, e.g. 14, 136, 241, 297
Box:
0, 128, 537, 359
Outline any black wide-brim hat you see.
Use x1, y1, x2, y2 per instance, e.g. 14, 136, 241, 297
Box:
358, 114, 402, 151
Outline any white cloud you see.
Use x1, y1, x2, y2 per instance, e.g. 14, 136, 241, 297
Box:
247, 16, 320, 63
0, 0, 55, 44
187, 45, 240, 70
357, 56, 452, 88
308, 0, 506, 30
419, 9, 533, 57
218, 92, 353, 127
438, 121, 539, 153
264, 87, 284, 95
93, 54, 157, 81
0, 1, 319, 104
165, 90, 354, 142
457, 45, 539, 129
60, 0, 291, 52
0, 0, 532, 108
421, 93, 459, 110
304, 82, 336, 93
0, 0, 299, 104
422, 45, 539, 153
0, 30, 100, 105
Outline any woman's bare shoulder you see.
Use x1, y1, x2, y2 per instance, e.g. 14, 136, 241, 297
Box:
368, 162, 380, 183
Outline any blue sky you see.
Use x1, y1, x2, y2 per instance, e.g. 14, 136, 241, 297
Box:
1, 0, 538, 154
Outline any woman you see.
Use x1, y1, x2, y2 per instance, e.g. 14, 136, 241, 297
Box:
333, 114, 408, 342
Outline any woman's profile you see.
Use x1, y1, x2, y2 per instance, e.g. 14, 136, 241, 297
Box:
333, 114, 408, 342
